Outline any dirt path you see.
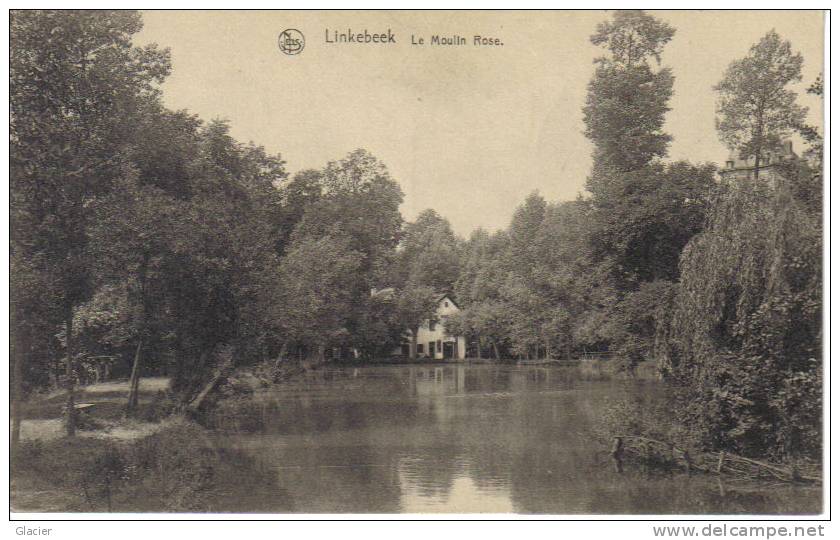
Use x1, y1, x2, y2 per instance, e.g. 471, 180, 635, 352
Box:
18, 377, 171, 442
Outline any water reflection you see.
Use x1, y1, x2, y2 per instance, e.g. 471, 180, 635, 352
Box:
213, 364, 820, 514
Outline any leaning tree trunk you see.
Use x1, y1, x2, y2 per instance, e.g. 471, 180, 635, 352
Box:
186, 346, 235, 415
126, 337, 143, 412
126, 252, 150, 414
64, 312, 77, 437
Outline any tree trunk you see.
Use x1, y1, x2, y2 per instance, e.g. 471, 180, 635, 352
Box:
126, 337, 143, 413
476, 334, 482, 360
64, 312, 77, 437
753, 113, 764, 182
409, 329, 418, 360
492, 342, 500, 360
11, 323, 26, 451
545, 339, 551, 361
126, 252, 150, 415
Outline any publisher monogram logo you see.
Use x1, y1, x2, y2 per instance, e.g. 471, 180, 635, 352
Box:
278, 29, 305, 55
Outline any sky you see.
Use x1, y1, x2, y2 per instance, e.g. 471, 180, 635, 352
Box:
134, 10, 824, 236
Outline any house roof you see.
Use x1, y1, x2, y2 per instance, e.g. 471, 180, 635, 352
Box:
437, 293, 460, 309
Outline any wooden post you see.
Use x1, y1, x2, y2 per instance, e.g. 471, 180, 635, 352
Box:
682, 450, 692, 475
642, 440, 651, 472
791, 464, 801, 483
611, 436, 624, 473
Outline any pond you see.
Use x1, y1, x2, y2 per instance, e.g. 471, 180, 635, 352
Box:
211, 364, 821, 514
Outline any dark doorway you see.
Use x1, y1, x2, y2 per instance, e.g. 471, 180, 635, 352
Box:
443, 341, 455, 359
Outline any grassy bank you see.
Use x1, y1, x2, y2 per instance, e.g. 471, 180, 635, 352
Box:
12, 373, 294, 513
11, 416, 291, 513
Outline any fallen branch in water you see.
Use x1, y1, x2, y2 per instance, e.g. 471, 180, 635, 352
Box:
610, 434, 821, 485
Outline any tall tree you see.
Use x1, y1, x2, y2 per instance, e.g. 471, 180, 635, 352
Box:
583, 9, 675, 195
581, 11, 716, 369
10, 10, 170, 435
714, 30, 808, 180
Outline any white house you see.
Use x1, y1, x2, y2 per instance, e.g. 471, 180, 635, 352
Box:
404, 294, 467, 360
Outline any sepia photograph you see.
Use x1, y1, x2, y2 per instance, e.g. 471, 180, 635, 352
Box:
8, 8, 827, 518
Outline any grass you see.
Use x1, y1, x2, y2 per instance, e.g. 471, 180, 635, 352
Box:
21, 377, 170, 420
11, 417, 292, 513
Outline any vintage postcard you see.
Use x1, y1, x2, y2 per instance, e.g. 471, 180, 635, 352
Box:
9, 9, 826, 519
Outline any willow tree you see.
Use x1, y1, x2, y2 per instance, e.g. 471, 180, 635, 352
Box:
715, 30, 808, 180
663, 168, 821, 459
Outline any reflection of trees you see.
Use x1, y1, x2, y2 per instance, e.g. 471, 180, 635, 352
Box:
215, 365, 819, 514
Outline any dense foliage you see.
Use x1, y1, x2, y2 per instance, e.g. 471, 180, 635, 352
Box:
661, 163, 822, 460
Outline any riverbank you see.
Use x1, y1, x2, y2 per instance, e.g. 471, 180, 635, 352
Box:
12, 416, 290, 513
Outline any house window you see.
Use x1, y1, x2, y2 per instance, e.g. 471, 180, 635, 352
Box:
417, 344, 424, 354
726, 160, 734, 169
429, 319, 437, 331
444, 301, 449, 307
437, 340, 442, 353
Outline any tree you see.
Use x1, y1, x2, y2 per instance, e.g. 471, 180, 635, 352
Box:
397, 209, 461, 292
505, 192, 547, 273
277, 169, 323, 255
89, 179, 183, 412
290, 150, 404, 353
293, 149, 403, 281
586, 162, 716, 287
797, 74, 824, 163
590, 10, 676, 67
663, 166, 821, 459
714, 30, 808, 180
10, 10, 170, 435
276, 236, 363, 361
164, 121, 287, 398
580, 11, 708, 368
584, 10, 674, 190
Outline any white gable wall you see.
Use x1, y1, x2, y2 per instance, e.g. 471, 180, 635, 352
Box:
414, 295, 466, 360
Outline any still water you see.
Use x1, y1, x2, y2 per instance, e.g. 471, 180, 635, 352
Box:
213, 364, 821, 514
